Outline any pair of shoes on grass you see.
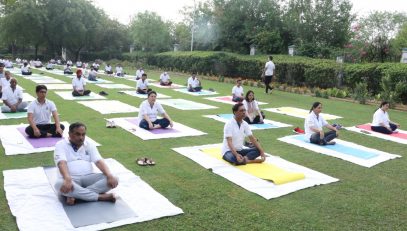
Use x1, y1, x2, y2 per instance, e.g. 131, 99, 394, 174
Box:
136, 157, 155, 166
106, 120, 116, 128
99, 91, 108, 96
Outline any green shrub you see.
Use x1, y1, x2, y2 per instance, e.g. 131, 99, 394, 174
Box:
353, 82, 369, 104
394, 82, 407, 104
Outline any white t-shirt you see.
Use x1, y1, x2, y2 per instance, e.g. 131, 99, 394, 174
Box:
105, 65, 112, 72
0, 78, 11, 91
232, 86, 244, 97
21, 66, 30, 72
116, 66, 123, 74
304, 111, 328, 140
264, 60, 275, 76
1, 86, 23, 105
243, 100, 259, 121
136, 69, 144, 78
27, 99, 57, 125
72, 77, 86, 91
160, 73, 170, 82
188, 77, 200, 88
136, 79, 149, 90
221, 118, 253, 155
54, 139, 102, 176
372, 108, 390, 127
138, 100, 165, 122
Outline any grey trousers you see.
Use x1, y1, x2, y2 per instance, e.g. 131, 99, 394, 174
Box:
55, 173, 114, 201
1, 102, 28, 113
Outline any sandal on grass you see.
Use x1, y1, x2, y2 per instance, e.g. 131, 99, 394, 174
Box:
145, 158, 156, 166
136, 158, 148, 166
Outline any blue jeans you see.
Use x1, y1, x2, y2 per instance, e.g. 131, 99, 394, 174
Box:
310, 130, 337, 145
223, 147, 260, 165
188, 87, 202, 92
232, 97, 243, 102
139, 118, 170, 130
371, 123, 397, 134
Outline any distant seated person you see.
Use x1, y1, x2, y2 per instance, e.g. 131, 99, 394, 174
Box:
72, 69, 91, 96
115, 64, 124, 77
34, 59, 43, 68
64, 64, 73, 74
187, 72, 202, 92
138, 91, 173, 130
232, 78, 244, 102
0, 70, 12, 98
1, 78, 28, 113
25, 85, 65, 138
92, 62, 100, 71
46, 62, 54, 70
57, 59, 62, 65
243, 90, 265, 124
87, 67, 98, 81
67, 60, 73, 66
136, 73, 152, 94
135, 67, 144, 80
76, 60, 82, 68
305, 102, 339, 145
159, 71, 172, 86
5, 60, 13, 68
222, 103, 266, 165
371, 101, 400, 134
21, 62, 32, 75
104, 64, 113, 75
54, 122, 118, 205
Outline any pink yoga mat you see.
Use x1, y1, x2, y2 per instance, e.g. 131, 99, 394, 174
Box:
17, 127, 63, 148
216, 96, 233, 102
356, 124, 407, 139
125, 118, 180, 134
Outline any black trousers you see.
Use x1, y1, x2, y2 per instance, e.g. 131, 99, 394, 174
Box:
25, 124, 65, 138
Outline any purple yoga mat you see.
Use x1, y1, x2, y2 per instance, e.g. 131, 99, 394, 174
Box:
17, 126, 63, 148
125, 118, 180, 134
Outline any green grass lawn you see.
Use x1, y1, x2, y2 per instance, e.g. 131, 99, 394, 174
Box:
0, 68, 406, 230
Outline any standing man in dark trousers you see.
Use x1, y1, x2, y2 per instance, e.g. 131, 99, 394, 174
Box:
263, 56, 275, 94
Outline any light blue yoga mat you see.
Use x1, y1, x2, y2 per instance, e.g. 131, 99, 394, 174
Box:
176, 88, 217, 95
217, 114, 278, 129
293, 135, 378, 159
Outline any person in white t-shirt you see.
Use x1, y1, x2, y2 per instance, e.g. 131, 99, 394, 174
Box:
64, 64, 73, 74
34, 59, 43, 68
87, 67, 98, 81
46, 61, 54, 70
104, 64, 113, 75
0, 70, 12, 98
25, 85, 65, 138
232, 78, 244, 102
115, 64, 124, 77
242, 90, 265, 124
76, 60, 82, 68
304, 102, 338, 145
371, 101, 400, 134
263, 55, 275, 94
72, 69, 91, 96
222, 103, 266, 165
136, 73, 152, 94
135, 68, 144, 80
1, 78, 28, 113
54, 122, 118, 205
21, 62, 32, 75
159, 72, 172, 86
138, 91, 173, 130
187, 72, 202, 92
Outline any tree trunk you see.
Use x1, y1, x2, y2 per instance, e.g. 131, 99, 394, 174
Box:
35, 44, 39, 60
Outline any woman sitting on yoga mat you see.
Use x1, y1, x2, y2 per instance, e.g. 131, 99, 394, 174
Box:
371, 101, 400, 134
242, 90, 265, 124
304, 102, 338, 145
138, 91, 173, 130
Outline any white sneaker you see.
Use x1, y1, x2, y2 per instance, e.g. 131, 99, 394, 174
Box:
106, 121, 111, 128
110, 120, 116, 128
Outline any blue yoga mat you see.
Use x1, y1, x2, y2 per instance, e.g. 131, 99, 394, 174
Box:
293, 135, 378, 159
217, 114, 278, 129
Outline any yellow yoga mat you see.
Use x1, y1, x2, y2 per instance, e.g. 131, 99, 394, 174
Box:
278, 107, 340, 120
201, 147, 305, 185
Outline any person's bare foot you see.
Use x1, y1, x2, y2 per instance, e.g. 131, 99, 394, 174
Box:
153, 124, 161, 129
66, 197, 75, 205
98, 193, 116, 203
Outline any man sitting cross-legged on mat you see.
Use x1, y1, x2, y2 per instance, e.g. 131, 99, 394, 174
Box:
222, 103, 266, 165
54, 122, 118, 205
138, 91, 173, 130
187, 72, 202, 92
371, 101, 400, 134
136, 73, 152, 94
25, 85, 65, 138
305, 102, 339, 145
72, 69, 91, 96
1, 78, 28, 113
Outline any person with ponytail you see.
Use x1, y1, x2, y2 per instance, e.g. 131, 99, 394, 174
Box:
371, 102, 400, 134
304, 102, 338, 145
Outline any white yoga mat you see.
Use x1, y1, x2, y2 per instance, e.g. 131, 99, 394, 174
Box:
118, 91, 171, 99
204, 114, 291, 130
264, 107, 342, 120
173, 88, 218, 96
95, 84, 134, 89
124, 76, 157, 82
3, 158, 183, 231
109, 117, 206, 140
205, 96, 267, 105
85, 78, 113, 84
23, 92, 36, 102
173, 144, 338, 199
24, 76, 66, 84
78, 100, 138, 114
150, 82, 184, 89
44, 84, 73, 90
158, 99, 217, 110
54, 91, 107, 101
345, 124, 407, 145
278, 135, 401, 168
0, 122, 100, 155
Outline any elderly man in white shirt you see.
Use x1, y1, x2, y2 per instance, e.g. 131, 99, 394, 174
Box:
222, 103, 266, 165
136, 73, 152, 94
1, 78, 28, 113
371, 101, 400, 134
72, 69, 91, 96
304, 102, 338, 145
54, 122, 118, 205
187, 72, 202, 92
0, 70, 12, 98
263, 55, 275, 94
159, 72, 172, 86
25, 85, 65, 138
